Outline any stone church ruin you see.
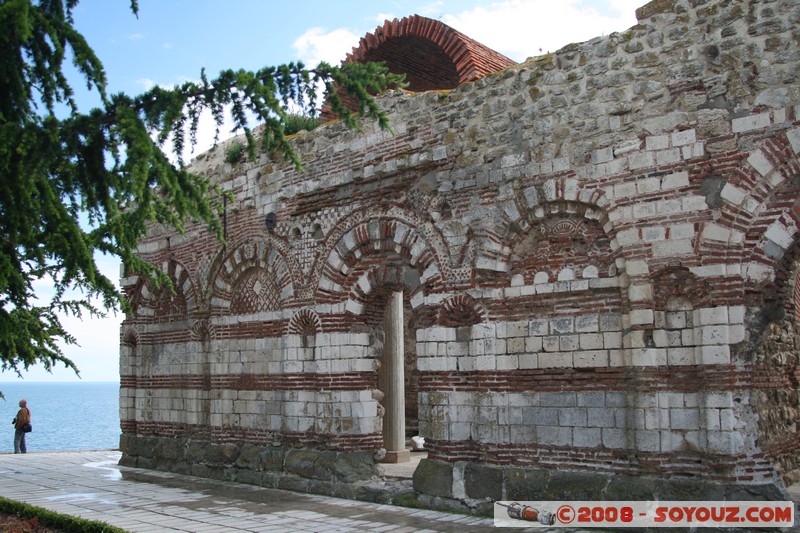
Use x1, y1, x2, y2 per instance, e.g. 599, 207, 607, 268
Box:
119, 0, 800, 511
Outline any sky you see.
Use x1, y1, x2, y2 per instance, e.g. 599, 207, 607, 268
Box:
2, 0, 645, 382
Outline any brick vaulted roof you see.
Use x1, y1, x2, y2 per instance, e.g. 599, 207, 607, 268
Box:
319, 15, 516, 121
347, 15, 517, 92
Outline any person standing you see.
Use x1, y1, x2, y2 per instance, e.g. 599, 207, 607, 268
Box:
13, 399, 30, 454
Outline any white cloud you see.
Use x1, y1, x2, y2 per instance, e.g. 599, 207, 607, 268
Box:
373, 12, 397, 23
129, 33, 145, 41
607, 0, 647, 17
289, 0, 640, 72
414, 1, 445, 18
441, 0, 640, 61
154, 106, 235, 164
292, 27, 360, 67
183, 108, 238, 161
135, 78, 155, 91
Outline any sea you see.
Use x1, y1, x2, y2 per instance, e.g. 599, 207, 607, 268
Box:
0, 382, 120, 454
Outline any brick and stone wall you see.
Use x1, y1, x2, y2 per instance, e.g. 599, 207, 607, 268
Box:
120, 0, 800, 511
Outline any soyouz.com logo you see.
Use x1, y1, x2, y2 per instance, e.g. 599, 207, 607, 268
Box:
493, 501, 795, 528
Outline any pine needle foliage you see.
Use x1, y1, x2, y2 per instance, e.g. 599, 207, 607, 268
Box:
0, 0, 405, 378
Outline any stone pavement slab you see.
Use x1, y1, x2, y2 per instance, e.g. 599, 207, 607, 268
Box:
0, 450, 494, 532
6, 450, 794, 532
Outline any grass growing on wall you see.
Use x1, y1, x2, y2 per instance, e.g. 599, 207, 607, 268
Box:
284, 113, 320, 135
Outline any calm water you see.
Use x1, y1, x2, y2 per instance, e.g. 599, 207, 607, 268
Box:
0, 382, 120, 453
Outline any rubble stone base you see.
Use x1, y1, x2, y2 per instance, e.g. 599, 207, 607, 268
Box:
120, 436, 789, 518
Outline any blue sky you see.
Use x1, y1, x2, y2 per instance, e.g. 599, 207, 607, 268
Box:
3, 0, 643, 382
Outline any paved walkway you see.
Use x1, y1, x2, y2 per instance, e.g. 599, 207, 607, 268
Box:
0, 450, 493, 532
2, 450, 798, 532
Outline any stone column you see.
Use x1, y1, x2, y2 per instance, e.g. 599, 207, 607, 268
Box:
382, 291, 410, 463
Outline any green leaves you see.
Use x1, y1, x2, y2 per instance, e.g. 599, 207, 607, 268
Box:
0, 0, 403, 379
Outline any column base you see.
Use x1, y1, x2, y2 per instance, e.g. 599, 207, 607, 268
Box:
381, 449, 411, 463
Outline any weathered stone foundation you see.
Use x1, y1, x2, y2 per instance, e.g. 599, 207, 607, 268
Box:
118, 432, 790, 516
119, 435, 390, 501
413, 459, 789, 515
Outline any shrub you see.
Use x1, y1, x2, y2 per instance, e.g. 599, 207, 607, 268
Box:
284, 113, 320, 135
224, 141, 244, 164
0, 497, 127, 532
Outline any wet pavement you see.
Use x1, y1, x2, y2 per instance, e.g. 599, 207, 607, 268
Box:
2, 450, 799, 532
0, 450, 493, 532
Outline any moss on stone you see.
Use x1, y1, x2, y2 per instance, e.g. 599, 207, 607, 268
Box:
392, 491, 424, 508
412, 459, 454, 498
636, 0, 677, 20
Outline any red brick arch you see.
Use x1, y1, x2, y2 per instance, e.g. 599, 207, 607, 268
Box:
287, 309, 323, 335
347, 15, 516, 92
129, 259, 197, 323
